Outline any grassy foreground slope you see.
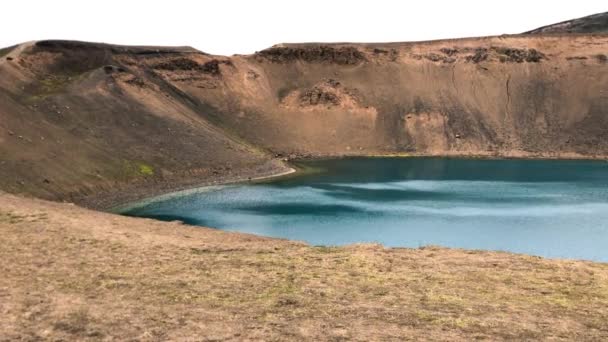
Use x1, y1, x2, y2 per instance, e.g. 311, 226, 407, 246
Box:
1, 193, 608, 340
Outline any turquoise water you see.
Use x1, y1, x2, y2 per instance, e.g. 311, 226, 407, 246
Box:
124, 158, 608, 261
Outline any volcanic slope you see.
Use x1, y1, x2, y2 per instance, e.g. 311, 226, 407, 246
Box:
1, 15, 608, 205
0, 41, 288, 206
525, 11, 608, 34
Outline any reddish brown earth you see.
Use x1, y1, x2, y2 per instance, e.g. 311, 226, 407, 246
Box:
1, 30, 608, 206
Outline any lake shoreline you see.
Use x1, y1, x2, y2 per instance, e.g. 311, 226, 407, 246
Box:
111, 167, 297, 213
124, 157, 608, 262
80, 160, 295, 212
98, 152, 608, 212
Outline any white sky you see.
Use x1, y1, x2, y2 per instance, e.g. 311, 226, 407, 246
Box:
1, 0, 606, 55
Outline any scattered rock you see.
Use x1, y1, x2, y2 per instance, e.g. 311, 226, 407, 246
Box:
424, 53, 443, 62
125, 76, 146, 87
466, 48, 489, 63
494, 47, 545, 63
440, 48, 459, 56
200, 60, 221, 75
566, 56, 588, 60
415, 53, 456, 63
300, 87, 340, 106
372, 48, 398, 61
325, 78, 341, 88
256, 45, 366, 65
153, 58, 200, 71
43, 179, 51, 184
246, 70, 259, 80
276, 297, 298, 307
153, 58, 231, 76
373, 48, 389, 54
298, 79, 346, 106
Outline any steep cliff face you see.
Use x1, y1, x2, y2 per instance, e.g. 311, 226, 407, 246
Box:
166, 35, 608, 158
1, 30, 608, 203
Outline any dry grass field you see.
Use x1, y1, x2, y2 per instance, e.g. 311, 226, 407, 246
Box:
2, 193, 608, 341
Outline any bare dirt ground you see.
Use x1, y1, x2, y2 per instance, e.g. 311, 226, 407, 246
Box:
2, 193, 608, 341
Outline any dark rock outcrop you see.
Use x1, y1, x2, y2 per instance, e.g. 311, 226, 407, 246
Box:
465, 48, 489, 63
493, 47, 545, 63
300, 87, 341, 106
256, 45, 366, 65
525, 12, 608, 34
152, 58, 231, 75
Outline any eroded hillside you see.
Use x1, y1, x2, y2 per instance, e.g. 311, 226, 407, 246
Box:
0, 41, 288, 206
1, 32, 608, 205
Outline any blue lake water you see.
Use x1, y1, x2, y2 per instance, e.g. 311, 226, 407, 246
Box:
123, 158, 608, 261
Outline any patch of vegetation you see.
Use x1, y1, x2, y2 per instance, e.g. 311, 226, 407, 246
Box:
53, 309, 97, 336
0, 211, 48, 224
39, 75, 73, 93
314, 246, 338, 254
122, 161, 155, 178
0, 211, 25, 224
25, 71, 90, 102
138, 163, 154, 176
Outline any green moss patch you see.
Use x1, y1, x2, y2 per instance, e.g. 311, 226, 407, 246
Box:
122, 161, 155, 178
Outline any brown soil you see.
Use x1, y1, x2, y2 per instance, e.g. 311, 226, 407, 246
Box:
2, 193, 608, 341
1, 34, 608, 206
